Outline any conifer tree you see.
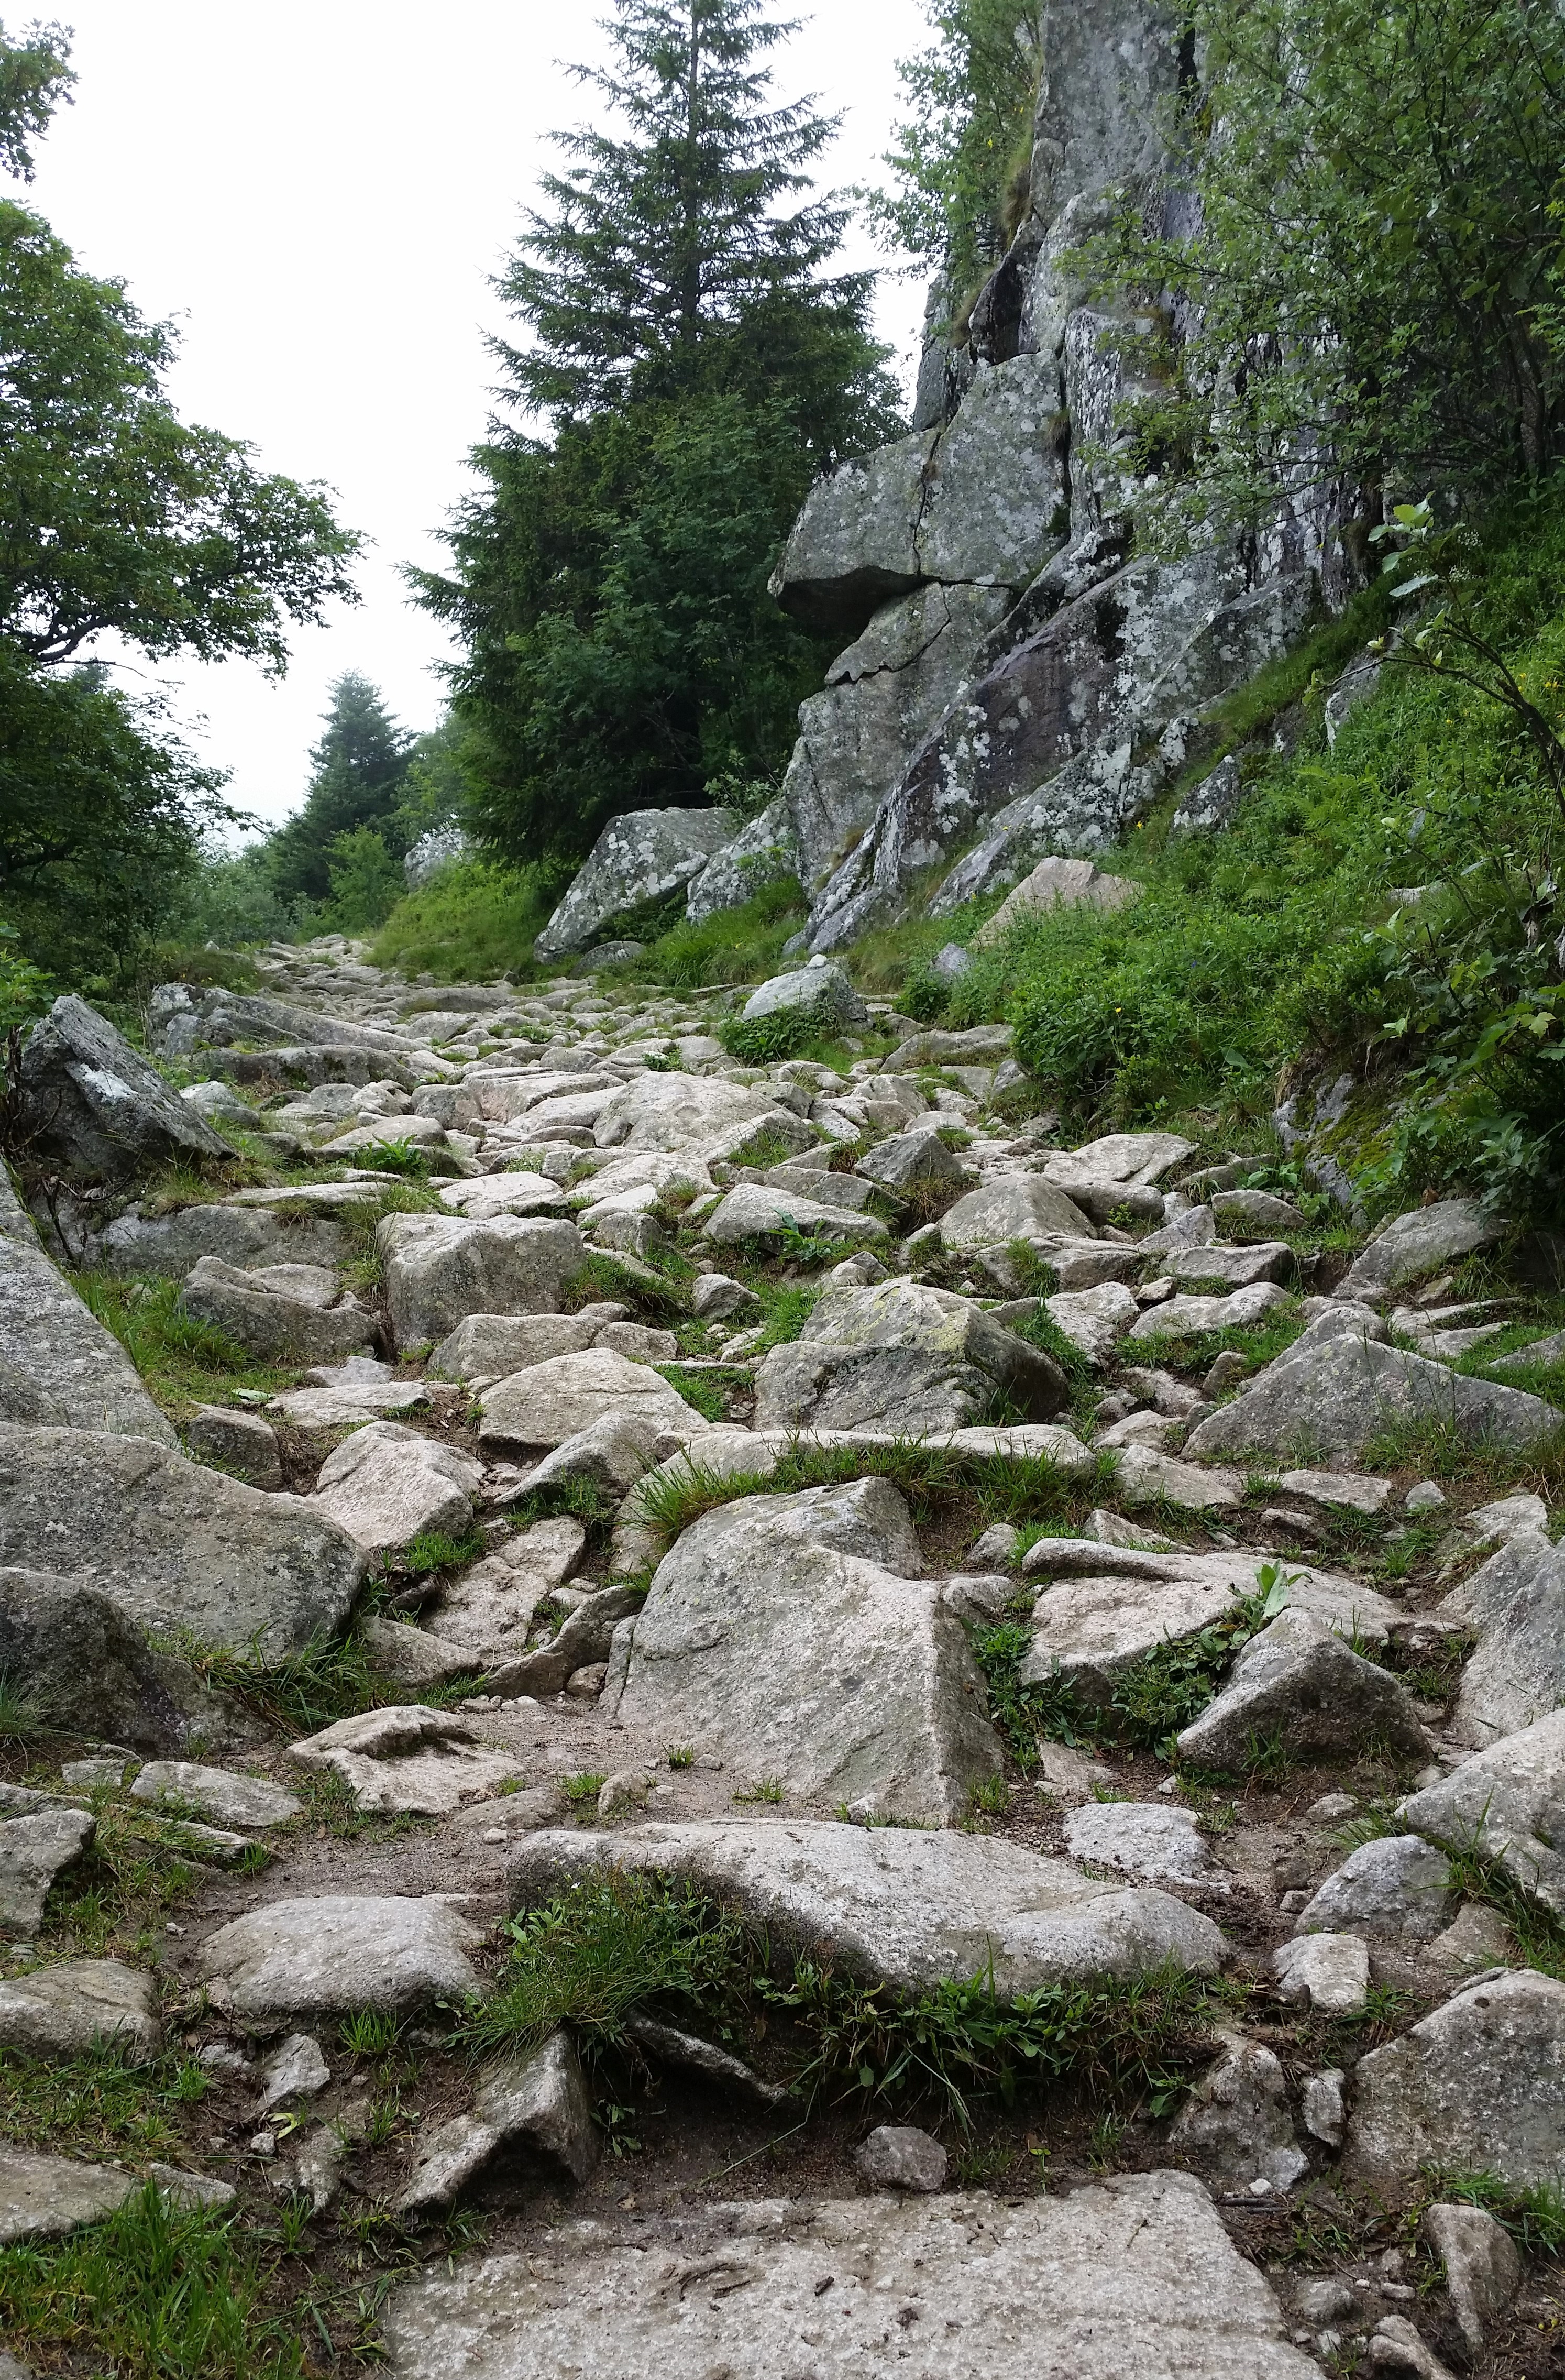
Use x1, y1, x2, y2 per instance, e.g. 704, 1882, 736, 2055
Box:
267, 674, 411, 905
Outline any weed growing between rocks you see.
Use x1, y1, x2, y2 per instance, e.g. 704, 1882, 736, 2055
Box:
40, 1796, 243, 1955
0, 2045, 211, 2164
0, 1671, 45, 1745
72, 1270, 299, 1419
183, 1628, 381, 1737
0, 2184, 311, 2380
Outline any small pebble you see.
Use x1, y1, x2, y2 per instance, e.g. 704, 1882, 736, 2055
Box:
1403, 1480, 1446, 1512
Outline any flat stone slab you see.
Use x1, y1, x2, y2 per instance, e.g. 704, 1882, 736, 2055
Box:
199, 1894, 489, 2024
267, 1384, 432, 1427
311, 1421, 482, 1554
479, 1347, 710, 1453
289, 1707, 526, 1815
380, 2173, 1318, 2379
1338, 1198, 1500, 1299
1062, 1801, 1215, 1885
0, 1958, 159, 2057
0, 2146, 134, 2242
705, 1182, 888, 1247
129, 1761, 301, 1830
506, 1819, 1224, 1998
1184, 1335, 1563, 1462
1127, 1284, 1291, 1342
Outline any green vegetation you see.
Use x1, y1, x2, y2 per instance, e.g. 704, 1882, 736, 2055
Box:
369, 858, 558, 980
912, 485, 1565, 1223
0, 2185, 308, 2380
1082, 0, 1565, 535
414, 0, 901, 876
71, 1271, 297, 1421
863, 1, 1042, 324
0, 2044, 210, 2164
0, 25, 356, 998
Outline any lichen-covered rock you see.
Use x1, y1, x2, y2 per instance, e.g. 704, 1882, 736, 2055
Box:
0, 1958, 160, 2058
185, 1405, 283, 1487
0, 1808, 93, 1937
685, 799, 800, 923
91, 1199, 348, 1281
740, 959, 867, 1028
0, 2147, 135, 2242
289, 1705, 524, 1816
15, 995, 232, 1188
1174, 1609, 1428, 1769
940, 1175, 1096, 1251
130, 1761, 300, 1830
753, 1277, 1065, 1437
178, 1257, 376, 1365
1337, 1199, 1501, 1300
616, 1478, 999, 1824
975, 857, 1139, 946
591, 1071, 778, 1152
1167, 2034, 1307, 2191
533, 810, 736, 960
704, 1182, 889, 1248
1437, 1530, 1565, 1747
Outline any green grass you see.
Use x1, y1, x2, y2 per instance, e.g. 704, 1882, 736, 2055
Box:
40, 1796, 247, 1956
653, 1363, 744, 1422
0, 2044, 210, 2163
0, 2184, 308, 2380
71, 1272, 299, 1420
0, 1670, 46, 1746
599, 876, 808, 990
893, 483, 1565, 1224
369, 858, 558, 981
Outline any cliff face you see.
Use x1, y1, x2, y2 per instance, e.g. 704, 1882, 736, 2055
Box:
769, 0, 1355, 953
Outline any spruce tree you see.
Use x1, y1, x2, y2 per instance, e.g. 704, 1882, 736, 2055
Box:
267, 674, 411, 905
416, 0, 901, 870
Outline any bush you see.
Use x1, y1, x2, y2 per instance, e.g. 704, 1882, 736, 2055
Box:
370, 859, 561, 980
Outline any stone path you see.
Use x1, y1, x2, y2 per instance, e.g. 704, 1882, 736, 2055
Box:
2, 932, 1563, 2374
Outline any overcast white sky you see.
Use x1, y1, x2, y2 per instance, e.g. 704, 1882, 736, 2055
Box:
20, 1, 932, 832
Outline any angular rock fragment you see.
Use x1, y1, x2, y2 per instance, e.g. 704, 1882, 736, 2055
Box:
179, 1257, 376, 1364
396, 2030, 598, 2212
974, 857, 1138, 945
533, 810, 737, 959
1398, 1708, 1565, 1913
1110, 1444, 1243, 1510
592, 1070, 777, 1151
1168, 2034, 1307, 2190
741, 959, 867, 1028
615, 1479, 999, 1824
0, 2146, 134, 2242
1184, 1334, 1563, 1462
1338, 1199, 1501, 1300
1421, 2201, 1522, 2356
483, 1585, 643, 1698
311, 1422, 483, 1554
704, 1181, 888, 1248
856, 1127, 967, 1197
378, 1214, 585, 1352
15, 995, 231, 1188
1346, 1969, 1565, 2189
478, 1348, 710, 1453
379, 2170, 1321, 2378
429, 1312, 597, 1381
1271, 1934, 1369, 2014
940, 1174, 1096, 1251
0, 1565, 235, 1756
1436, 1529, 1565, 1746
753, 1277, 1065, 1437
257, 2032, 332, 2114
507, 1820, 1225, 1997
853, 2125, 946, 2191
1174, 1610, 1427, 1769
289, 1706, 525, 1815
0, 1809, 93, 1936
1126, 1282, 1291, 1343
0, 1177, 176, 1442
1044, 1282, 1138, 1364
185, 1405, 282, 1487
199, 1895, 488, 2023
129, 1761, 301, 1830
1292, 1838, 1456, 1943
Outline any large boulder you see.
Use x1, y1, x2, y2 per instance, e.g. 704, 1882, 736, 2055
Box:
506, 1819, 1225, 1996
533, 809, 736, 960
703, 1182, 889, 1249
739, 959, 867, 1029
590, 1072, 778, 1152
1398, 1708, 1565, 1914
0, 1176, 175, 1443
753, 1277, 1066, 1436
14, 995, 232, 1188
478, 1347, 711, 1453
1346, 1969, 1565, 2190
1173, 1610, 1428, 1768
378, 1214, 584, 1352
1183, 1334, 1564, 1462
685, 798, 801, 923
0, 1424, 363, 1660
616, 1478, 1000, 1823
939, 1175, 1096, 1251
380, 2171, 1319, 2380
178, 1257, 377, 1365
1338, 1199, 1501, 1300
0, 1566, 239, 1754
91, 1200, 347, 1279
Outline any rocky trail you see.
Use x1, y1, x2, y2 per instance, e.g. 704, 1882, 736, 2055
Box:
2, 938, 1564, 2377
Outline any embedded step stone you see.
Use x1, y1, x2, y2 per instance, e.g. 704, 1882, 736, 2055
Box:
379, 2172, 1320, 2379
478, 1348, 712, 1454
178, 1257, 377, 1364
378, 1214, 585, 1353
199, 1894, 489, 2023
310, 1422, 484, 1554
0, 1809, 94, 1937
1290, 1837, 1457, 1943
1345, 1968, 1565, 2190
615, 1478, 1000, 1824
1174, 1610, 1428, 1769
0, 2146, 135, 2243
128, 1761, 301, 1831
395, 2030, 598, 2214
753, 1276, 1065, 1437
507, 1819, 1223, 1996
1398, 1707, 1565, 1913
0, 1957, 160, 2057
289, 1707, 526, 1816
703, 1181, 889, 1248
939, 1174, 1096, 1252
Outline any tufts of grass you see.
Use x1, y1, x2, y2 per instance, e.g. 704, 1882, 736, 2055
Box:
395, 1528, 486, 1577
71, 1271, 297, 1420
565, 1251, 688, 1320
0, 2044, 210, 2164
1432, 2168, 1565, 2258
604, 875, 808, 991
0, 2184, 308, 2380
653, 1364, 743, 1423
560, 1771, 609, 1806
290, 1768, 425, 1844
339, 2007, 402, 2059
732, 1779, 784, 1804
0, 1670, 46, 1746
41, 1798, 234, 1955
369, 857, 559, 981
181, 1628, 378, 1738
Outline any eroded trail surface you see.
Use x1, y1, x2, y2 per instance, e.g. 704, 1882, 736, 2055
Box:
2, 936, 1564, 2376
